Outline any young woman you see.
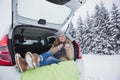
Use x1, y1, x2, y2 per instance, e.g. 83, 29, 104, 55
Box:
15, 31, 74, 72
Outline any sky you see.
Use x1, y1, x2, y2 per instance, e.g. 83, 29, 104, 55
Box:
76, 0, 119, 18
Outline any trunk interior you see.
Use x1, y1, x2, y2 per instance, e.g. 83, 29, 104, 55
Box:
12, 25, 79, 64
13, 25, 57, 58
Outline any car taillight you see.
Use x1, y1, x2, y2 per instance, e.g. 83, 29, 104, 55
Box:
74, 40, 82, 59
0, 34, 13, 66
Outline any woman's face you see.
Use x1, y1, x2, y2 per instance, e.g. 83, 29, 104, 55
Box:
58, 34, 66, 42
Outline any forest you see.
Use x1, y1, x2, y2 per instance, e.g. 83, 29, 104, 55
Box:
67, 2, 120, 55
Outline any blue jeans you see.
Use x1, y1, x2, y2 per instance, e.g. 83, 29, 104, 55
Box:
39, 52, 61, 66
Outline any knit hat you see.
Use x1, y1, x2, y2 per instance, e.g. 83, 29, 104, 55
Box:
55, 31, 65, 38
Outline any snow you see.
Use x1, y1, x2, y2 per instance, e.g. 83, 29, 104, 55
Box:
82, 54, 120, 80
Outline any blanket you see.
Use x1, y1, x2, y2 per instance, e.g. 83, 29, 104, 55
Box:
21, 60, 80, 80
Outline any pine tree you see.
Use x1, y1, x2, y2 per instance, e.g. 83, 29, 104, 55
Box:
76, 16, 85, 44
90, 4, 102, 54
82, 13, 95, 54
66, 22, 77, 39
99, 2, 111, 55
110, 3, 120, 54
84, 3, 111, 55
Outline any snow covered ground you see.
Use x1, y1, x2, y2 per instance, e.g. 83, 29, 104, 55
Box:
82, 54, 120, 80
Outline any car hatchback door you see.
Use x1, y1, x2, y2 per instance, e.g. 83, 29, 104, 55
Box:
12, 0, 86, 30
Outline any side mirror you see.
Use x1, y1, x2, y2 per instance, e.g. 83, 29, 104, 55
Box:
46, 0, 70, 5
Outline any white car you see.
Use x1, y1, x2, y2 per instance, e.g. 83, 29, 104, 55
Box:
0, 0, 85, 80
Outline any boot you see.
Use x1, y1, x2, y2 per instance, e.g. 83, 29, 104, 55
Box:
15, 53, 28, 72
25, 51, 40, 69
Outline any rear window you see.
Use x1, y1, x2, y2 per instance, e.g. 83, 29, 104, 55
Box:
23, 40, 38, 44
18, 0, 71, 24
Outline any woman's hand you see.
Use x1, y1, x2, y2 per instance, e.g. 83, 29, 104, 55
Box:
57, 44, 64, 50
64, 44, 70, 49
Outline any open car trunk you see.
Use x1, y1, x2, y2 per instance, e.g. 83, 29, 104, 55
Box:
13, 26, 57, 57
13, 26, 79, 60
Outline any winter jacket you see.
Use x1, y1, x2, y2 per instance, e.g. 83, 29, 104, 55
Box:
49, 38, 74, 61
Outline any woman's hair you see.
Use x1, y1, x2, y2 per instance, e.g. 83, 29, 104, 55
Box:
53, 38, 70, 47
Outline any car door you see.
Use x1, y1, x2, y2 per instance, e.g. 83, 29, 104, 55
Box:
12, 0, 86, 31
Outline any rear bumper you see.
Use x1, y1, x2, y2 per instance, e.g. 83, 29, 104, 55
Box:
0, 66, 21, 80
